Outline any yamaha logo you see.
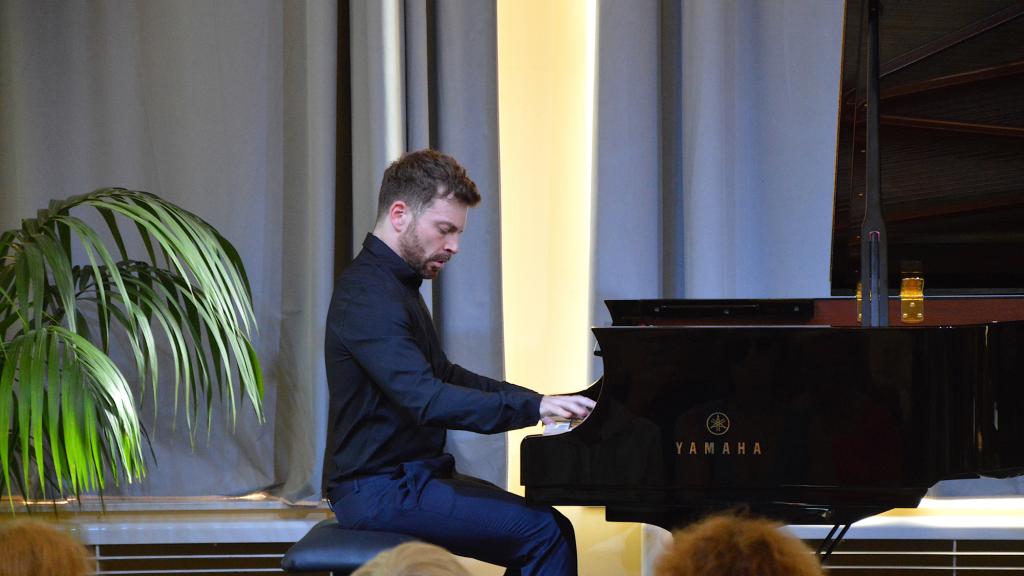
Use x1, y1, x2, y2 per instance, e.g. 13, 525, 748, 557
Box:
706, 412, 730, 436
676, 411, 762, 456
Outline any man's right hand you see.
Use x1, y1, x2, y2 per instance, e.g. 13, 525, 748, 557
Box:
539, 395, 596, 425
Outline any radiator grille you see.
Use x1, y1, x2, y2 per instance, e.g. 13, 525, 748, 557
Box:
86, 539, 1024, 575
812, 539, 1024, 574
92, 542, 328, 576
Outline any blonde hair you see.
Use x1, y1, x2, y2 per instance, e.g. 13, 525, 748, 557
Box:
0, 519, 93, 576
656, 514, 824, 576
352, 542, 471, 576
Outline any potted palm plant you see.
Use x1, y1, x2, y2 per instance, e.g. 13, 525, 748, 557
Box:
0, 188, 263, 506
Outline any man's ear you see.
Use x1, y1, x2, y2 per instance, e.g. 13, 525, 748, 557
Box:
388, 201, 411, 232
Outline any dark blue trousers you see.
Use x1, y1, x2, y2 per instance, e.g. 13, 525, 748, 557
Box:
329, 455, 577, 575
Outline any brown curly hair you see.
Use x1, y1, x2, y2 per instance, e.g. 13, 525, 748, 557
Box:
655, 514, 824, 576
0, 519, 93, 576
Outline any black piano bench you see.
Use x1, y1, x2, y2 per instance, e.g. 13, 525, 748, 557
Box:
281, 518, 420, 575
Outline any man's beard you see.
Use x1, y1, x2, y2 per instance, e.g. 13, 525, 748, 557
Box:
398, 220, 450, 279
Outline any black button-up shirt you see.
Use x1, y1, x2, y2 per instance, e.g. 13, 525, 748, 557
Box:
322, 234, 542, 494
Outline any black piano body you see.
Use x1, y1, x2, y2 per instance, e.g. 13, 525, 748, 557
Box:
521, 298, 1024, 531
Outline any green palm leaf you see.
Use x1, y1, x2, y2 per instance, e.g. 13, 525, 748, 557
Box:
0, 188, 263, 505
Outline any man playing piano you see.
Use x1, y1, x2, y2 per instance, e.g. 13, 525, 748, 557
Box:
323, 149, 595, 575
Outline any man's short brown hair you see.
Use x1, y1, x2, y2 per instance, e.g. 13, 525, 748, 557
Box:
376, 149, 480, 222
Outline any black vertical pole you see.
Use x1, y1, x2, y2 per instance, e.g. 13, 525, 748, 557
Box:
335, 0, 353, 277
861, 0, 888, 327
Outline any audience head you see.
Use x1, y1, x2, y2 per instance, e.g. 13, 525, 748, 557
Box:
352, 541, 471, 576
0, 519, 92, 576
656, 513, 824, 576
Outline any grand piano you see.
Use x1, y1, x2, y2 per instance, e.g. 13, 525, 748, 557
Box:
520, 0, 1024, 545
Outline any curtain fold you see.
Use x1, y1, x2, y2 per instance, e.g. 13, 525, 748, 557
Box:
349, 0, 405, 249
433, 0, 508, 488
678, 0, 839, 298
589, 0, 664, 380
347, 0, 507, 487
590, 0, 663, 328
659, 0, 686, 299
275, 0, 337, 503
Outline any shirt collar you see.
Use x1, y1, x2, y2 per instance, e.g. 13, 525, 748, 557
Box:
363, 233, 423, 289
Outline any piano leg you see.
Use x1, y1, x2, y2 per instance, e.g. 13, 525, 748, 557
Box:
816, 523, 851, 565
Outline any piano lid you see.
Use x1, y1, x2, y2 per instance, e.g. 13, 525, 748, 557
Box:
830, 0, 1024, 296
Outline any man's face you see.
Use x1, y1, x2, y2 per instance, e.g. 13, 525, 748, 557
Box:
398, 196, 468, 279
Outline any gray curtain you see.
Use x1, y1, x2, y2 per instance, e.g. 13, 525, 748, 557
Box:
348, 0, 508, 487
678, 0, 839, 299
591, 0, 667, 327
591, 0, 841, 332
0, 0, 335, 502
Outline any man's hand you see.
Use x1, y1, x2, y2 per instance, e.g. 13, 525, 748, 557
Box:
539, 395, 596, 425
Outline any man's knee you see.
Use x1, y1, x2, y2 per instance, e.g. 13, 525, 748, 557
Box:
520, 507, 577, 574
551, 508, 575, 541
535, 507, 575, 550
